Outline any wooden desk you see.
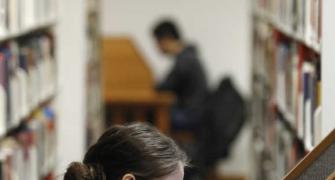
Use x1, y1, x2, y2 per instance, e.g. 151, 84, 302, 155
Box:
105, 91, 174, 134
102, 37, 174, 134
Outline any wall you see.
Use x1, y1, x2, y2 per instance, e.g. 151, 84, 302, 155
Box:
100, 0, 252, 96
56, 0, 87, 174
322, 0, 335, 138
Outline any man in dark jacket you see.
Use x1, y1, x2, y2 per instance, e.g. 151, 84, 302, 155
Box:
152, 20, 208, 131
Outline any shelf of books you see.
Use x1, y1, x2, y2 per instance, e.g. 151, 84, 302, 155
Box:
251, 0, 323, 179
252, 0, 321, 53
0, 0, 57, 179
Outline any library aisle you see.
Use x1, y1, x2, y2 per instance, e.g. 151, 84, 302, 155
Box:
0, 0, 334, 180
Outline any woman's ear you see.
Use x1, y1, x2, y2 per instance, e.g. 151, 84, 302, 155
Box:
122, 173, 136, 180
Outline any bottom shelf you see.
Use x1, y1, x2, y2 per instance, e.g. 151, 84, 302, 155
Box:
252, 123, 307, 180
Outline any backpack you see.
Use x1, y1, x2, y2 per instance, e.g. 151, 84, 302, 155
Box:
198, 77, 246, 167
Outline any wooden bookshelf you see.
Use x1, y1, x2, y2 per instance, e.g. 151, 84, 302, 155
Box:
284, 129, 335, 179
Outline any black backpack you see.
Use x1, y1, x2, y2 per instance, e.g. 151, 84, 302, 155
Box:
198, 77, 246, 167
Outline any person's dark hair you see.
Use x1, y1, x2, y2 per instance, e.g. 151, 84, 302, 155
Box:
152, 20, 181, 40
64, 123, 188, 180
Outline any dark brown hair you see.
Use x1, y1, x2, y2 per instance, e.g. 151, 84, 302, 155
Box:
152, 20, 182, 40
64, 123, 187, 180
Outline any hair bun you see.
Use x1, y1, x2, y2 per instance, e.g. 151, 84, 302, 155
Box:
64, 162, 105, 180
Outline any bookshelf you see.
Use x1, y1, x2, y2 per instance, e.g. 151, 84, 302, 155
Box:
250, 0, 335, 179
85, 0, 104, 147
0, 0, 58, 179
284, 129, 335, 179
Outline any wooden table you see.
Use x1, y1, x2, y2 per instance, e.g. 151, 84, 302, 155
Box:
105, 90, 175, 134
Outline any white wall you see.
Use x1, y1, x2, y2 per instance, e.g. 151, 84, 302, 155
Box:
322, 0, 335, 138
101, 0, 252, 96
56, 0, 87, 175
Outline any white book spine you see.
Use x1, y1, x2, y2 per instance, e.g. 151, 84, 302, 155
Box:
313, 107, 322, 146
0, 86, 6, 136
304, 99, 313, 150
291, 51, 299, 127
36, 61, 44, 103
27, 70, 34, 113
21, 0, 35, 29
0, 0, 7, 36
297, 0, 305, 36
297, 93, 304, 139
9, 76, 20, 128
31, 66, 40, 108
304, 0, 313, 45
302, 62, 315, 150
16, 69, 29, 118
11, 148, 20, 180
8, 0, 19, 34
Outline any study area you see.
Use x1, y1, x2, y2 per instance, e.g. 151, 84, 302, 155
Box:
0, 0, 334, 179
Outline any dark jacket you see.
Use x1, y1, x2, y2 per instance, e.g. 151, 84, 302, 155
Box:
157, 45, 208, 111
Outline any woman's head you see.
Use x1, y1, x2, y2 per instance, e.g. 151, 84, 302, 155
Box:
64, 123, 188, 180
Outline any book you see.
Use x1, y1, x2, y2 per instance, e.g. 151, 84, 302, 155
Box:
0, 86, 5, 136
20, 0, 36, 29
0, 0, 8, 36
302, 62, 315, 150
8, 0, 19, 33
313, 107, 322, 146
0, 53, 7, 136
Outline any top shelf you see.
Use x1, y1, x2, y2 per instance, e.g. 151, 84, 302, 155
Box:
0, 19, 57, 43
253, 9, 321, 53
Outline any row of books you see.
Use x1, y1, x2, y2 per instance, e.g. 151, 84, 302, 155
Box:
0, 105, 56, 180
251, 20, 321, 178
0, 32, 57, 136
253, 0, 322, 51
253, 20, 322, 149
273, 31, 321, 150
0, 0, 57, 37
